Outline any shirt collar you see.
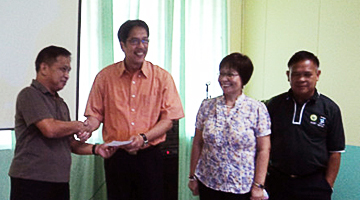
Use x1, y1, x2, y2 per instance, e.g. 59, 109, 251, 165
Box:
117, 62, 126, 76
287, 88, 320, 102
141, 61, 150, 78
118, 60, 150, 78
31, 79, 59, 97
219, 93, 245, 105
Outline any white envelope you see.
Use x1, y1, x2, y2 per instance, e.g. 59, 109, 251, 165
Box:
105, 140, 132, 147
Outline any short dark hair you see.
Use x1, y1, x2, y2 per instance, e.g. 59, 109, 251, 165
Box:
35, 45, 71, 72
118, 20, 149, 43
288, 50, 320, 68
219, 52, 254, 86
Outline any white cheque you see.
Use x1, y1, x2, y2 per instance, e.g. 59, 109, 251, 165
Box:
105, 140, 133, 147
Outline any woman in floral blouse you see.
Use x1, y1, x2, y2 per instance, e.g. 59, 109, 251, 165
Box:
188, 53, 271, 200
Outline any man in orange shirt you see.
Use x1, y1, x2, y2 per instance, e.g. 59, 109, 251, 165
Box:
84, 20, 184, 200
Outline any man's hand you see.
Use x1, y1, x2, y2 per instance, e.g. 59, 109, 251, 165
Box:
95, 143, 118, 158
122, 134, 145, 154
76, 121, 92, 142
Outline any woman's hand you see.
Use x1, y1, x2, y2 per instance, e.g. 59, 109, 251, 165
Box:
188, 179, 199, 196
250, 186, 265, 200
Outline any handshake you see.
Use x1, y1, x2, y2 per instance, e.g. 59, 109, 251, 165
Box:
75, 119, 93, 142
73, 118, 118, 158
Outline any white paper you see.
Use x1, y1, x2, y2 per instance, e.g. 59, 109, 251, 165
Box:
105, 140, 132, 147
263, 189, 269, 199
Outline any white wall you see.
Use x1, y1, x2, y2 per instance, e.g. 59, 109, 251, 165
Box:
0, 0, 79, 129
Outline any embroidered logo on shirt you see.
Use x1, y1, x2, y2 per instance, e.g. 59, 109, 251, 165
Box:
309, 114, 326, 128
310, 114, 317, 122
318, 116, 326, 128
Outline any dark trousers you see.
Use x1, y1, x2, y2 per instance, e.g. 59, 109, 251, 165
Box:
10, 177, 69, 200
104, 146, 164, 200
266, 168, 333, 200
198, 180, 251, 200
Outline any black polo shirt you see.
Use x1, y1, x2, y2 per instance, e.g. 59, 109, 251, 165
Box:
267, 89, 345, 176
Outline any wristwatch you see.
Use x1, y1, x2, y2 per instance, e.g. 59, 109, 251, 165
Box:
92, 144, 99, 155
139, 133, 148, 146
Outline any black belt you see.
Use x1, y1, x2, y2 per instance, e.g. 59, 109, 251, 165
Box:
269, 166, 324, 179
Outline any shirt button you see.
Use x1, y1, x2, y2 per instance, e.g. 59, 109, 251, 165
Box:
131, 122, 135, 126
132, 81, 136, 84
131, 108, 135, 112
138, 75, 141, 78
132, 94, 136, 98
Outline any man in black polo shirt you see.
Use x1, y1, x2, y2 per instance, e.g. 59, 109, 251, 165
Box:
266, 51, 345, 200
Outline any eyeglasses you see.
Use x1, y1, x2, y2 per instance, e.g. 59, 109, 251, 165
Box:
218, 73, 239, 78
127, 38, 150, 45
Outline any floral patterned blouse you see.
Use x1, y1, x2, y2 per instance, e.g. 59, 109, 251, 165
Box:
195, 94, 271, 194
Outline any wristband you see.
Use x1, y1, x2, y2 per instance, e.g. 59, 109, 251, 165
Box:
92, 144, 98, 155
253, 181, 265, 189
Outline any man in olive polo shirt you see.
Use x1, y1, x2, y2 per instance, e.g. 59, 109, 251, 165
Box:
266, 50, 345, 200
9, 46, 116, 200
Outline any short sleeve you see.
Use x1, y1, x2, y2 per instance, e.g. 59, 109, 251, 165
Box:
17, 88, 53, 126
84, 73, 105, 122
255, 102, 271, 137
327, 105, 345, 152
159, 72, 184, 120
195, 99, 209, 131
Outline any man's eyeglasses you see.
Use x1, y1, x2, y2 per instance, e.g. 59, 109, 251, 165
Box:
218, 73, 239, 78
127, 38, 149, 45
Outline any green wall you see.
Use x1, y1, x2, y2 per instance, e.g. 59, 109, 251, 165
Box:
0, 150, 12, 200
333, 145, 360, 200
